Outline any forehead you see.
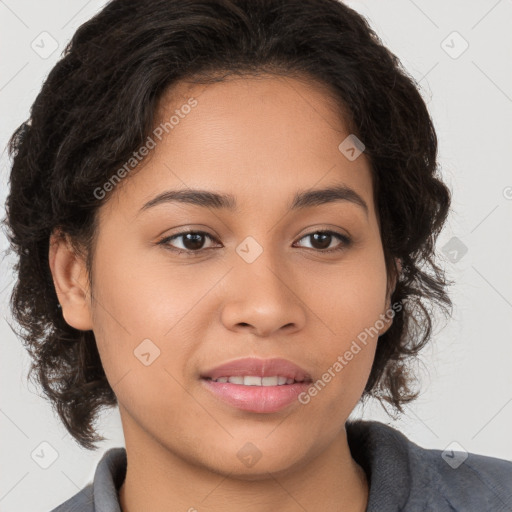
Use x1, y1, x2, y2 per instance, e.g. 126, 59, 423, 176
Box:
101, 74, 375, 220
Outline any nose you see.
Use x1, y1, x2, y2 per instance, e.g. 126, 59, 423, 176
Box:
220, 253, 307, 338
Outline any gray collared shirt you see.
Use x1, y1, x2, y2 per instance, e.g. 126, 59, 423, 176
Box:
49, 420, 512, 511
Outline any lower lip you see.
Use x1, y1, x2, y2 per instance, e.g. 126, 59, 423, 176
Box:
201, 378, 311, 413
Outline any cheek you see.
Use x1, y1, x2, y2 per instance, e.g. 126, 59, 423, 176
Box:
90, 232, 205, 338
314, 245, 389, 342
87, 239, 200, 397
295, 287, 384, 436
88, 257, 202, 430
301, 246, 388, 399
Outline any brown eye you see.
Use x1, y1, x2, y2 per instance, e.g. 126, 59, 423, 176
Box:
294, 231, 351, 253
158, 231, 218, 254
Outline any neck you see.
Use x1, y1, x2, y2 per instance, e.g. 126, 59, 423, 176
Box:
118, 419, 368, 512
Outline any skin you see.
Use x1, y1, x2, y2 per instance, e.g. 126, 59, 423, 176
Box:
50, 74, 397, 512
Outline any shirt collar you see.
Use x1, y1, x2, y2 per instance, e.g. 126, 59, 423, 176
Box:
346, 420, 412, 511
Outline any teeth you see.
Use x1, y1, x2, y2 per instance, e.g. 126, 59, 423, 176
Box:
211, 375, 299, 386
262, 376, 278, 386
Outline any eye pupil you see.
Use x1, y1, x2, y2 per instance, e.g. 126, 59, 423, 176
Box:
183, 233, 205, 250
311, 232, 332, 250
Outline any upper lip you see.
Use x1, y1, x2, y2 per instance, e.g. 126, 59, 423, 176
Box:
201, 357, 312, 382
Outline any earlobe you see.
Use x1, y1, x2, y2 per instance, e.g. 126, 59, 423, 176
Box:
380, 257, 401, 336
48, 230, 93, 331
378, 313, 393, 336
388, 257, 401, 297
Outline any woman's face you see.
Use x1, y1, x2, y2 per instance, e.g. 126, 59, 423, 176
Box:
83, 75, 392, 476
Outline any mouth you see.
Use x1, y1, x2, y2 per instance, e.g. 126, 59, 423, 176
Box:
202, 375, 309, 386
200, 357, 313, 413
200, 356, 313, 382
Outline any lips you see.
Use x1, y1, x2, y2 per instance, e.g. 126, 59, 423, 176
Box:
200, 357, 314, 413
200, 357, 313, 383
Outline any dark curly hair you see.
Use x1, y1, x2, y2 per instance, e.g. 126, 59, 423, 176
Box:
4, 0, 452, 450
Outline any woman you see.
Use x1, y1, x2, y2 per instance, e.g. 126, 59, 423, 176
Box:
5, 0, 511, 510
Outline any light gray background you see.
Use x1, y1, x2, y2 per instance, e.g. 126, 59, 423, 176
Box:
1, 1, 511, 511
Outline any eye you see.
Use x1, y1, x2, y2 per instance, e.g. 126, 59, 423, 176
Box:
294, 230, 351, 253
157, 230, 219, 254
157, 229, 351, 256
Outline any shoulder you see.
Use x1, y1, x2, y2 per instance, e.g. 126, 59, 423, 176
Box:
411, 438, 512, 511
48, 447, 127, 512
346, 420, 512, 511
48, 484, 94, 512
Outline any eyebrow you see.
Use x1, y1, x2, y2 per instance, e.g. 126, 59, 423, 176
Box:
140, 184, 368, 216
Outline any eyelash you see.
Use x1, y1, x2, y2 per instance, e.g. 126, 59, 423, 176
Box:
157, 229, 351, 256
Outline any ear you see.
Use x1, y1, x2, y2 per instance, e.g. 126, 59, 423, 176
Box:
48, 230, 93, 331
379, 257, 402, 336
386, 257, 401, 303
